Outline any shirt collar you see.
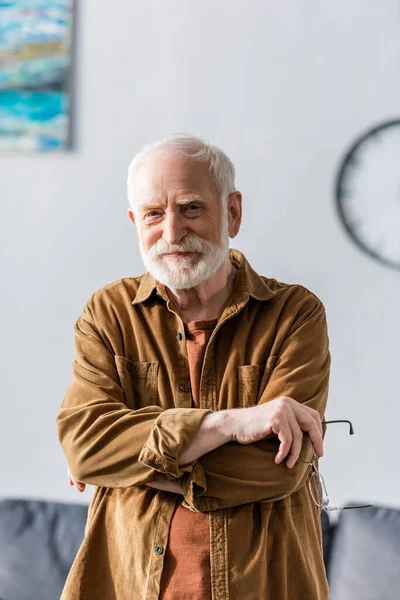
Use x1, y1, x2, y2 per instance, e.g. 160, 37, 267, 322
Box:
131, 248, 276, 306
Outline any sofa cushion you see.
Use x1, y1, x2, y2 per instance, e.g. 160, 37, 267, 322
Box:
327, 503, 400, 600
0, 498, 88, 600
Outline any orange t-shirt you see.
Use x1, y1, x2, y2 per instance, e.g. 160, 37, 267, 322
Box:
159, 317, 217, 600
160, 259, 239, 599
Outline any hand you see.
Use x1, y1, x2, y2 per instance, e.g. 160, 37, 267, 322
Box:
68, 469, 86, 493
230, 396, 323, 469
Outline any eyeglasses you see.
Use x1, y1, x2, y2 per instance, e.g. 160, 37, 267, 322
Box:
300, 419, 372, 511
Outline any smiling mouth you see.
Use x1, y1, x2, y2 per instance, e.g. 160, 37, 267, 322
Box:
163, 252, 198, 257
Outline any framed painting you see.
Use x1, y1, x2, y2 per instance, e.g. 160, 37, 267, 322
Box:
0, 0, 74, 152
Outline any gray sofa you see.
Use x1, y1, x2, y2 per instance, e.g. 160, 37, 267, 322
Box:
0, 497, 399, 599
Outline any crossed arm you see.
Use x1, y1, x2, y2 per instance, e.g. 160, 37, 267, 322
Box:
68, 409, 233, 495
59, 296, 330, 512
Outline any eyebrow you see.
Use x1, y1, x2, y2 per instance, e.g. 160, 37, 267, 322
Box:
139, 194, 205, 212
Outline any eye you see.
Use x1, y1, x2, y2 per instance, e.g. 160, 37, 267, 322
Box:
144, 210, 161, 220
184, 204, 202, 213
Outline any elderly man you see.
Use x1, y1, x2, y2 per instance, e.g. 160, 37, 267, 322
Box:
57, 134, 330, 600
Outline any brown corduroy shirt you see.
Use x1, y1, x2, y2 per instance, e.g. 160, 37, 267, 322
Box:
56, 248, 331, 600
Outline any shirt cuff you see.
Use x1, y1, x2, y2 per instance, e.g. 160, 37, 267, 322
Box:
137, 407, 213, 479
180, 461, 220, 512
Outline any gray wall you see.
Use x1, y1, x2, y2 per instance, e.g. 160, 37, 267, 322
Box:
1, 1, 399, 512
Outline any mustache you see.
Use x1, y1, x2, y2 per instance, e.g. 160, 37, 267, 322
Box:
148, 234, 212, 258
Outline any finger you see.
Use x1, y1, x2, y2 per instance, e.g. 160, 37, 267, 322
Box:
273, 418, 292, 464
293, 405, 323, 457
75, 480, 85, 492
296, 403, 323, 438
69, 473, 86, 492
285, 412, 303, 469
314, 410, 323, 438
312, 409, 323, 441
302, 419, 323, 457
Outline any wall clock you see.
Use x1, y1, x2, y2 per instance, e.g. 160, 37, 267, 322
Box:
335, 119, 400, 271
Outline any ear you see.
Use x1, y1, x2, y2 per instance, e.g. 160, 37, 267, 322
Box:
127, 208, 136, 226
227, 191, 242, 238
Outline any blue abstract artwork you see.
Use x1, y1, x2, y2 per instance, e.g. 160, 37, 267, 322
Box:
0, 0, 73, 151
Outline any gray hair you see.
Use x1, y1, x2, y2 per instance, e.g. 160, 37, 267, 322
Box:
127, 133, 236, 209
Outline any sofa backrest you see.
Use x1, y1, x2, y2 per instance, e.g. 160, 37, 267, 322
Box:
327, 503, 400, 600
0, 498, 88, 600
0, 496, 369, 600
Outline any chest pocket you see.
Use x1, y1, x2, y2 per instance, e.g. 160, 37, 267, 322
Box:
114, 356, 159, 409
238, 356, 276, 407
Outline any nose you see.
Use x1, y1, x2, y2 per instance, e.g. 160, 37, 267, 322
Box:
162, 211, 189, 247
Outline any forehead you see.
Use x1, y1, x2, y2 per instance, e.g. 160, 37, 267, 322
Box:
133, 154, 218, 204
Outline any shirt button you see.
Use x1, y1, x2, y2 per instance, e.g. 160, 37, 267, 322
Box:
179, 383, 190, 393
154, 545, 163, 555
176, 332, 182, 341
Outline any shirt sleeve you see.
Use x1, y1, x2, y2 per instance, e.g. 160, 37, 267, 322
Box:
56, 304, 212, 488
180, 297, 331, 512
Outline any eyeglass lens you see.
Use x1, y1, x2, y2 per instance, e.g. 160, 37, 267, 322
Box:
309, 471, 326, 507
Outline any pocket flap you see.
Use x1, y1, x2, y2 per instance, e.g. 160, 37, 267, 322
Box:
115, 356, 159, 378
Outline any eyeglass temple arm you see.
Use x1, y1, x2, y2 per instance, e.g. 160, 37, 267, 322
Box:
325, 504, 372, 511
321, 419, 354, 435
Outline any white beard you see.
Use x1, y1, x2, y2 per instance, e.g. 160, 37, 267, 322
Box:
138, 202, 230, 290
